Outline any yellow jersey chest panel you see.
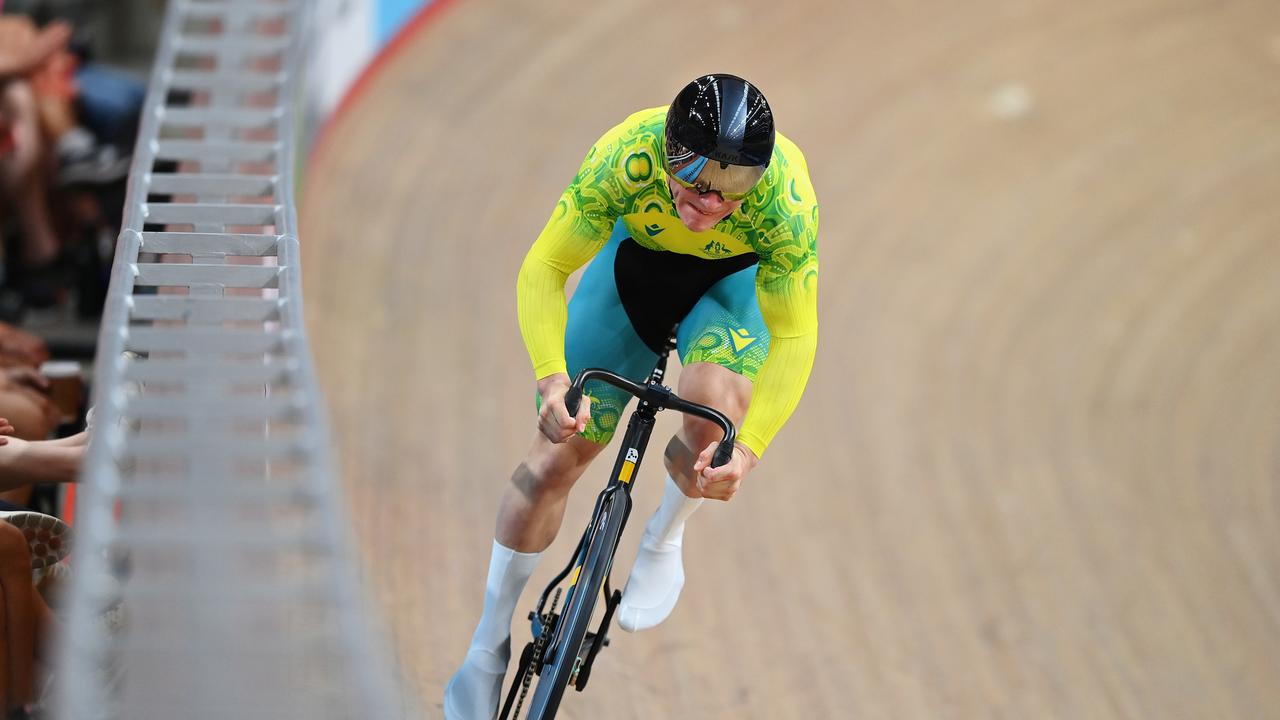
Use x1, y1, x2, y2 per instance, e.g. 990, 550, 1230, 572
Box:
620, 213, 755, 259
548, 104, 818, 333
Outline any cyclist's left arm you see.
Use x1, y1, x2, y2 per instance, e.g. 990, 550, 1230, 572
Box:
736, 212, 820, 460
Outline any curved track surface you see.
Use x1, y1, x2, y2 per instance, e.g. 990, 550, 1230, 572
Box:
300, 1, 1280, 717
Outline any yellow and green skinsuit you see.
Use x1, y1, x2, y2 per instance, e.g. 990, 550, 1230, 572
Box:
517, 107, 819, 457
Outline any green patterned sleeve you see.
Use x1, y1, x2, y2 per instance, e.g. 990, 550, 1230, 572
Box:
738, 161, 820, 456
516, 122, 632, 379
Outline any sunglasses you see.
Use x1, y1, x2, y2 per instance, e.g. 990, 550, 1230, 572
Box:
665, 145, 766, 202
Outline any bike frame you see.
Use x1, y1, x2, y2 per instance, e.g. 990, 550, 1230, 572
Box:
500, 336, 736, 720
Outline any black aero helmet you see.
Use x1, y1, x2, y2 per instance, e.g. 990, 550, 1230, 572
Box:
664, 73, 775, 200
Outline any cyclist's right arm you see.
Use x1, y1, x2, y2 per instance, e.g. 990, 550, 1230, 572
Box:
517, 198, 604, 441
515, 202, 607, 381
517, 126, 627, 440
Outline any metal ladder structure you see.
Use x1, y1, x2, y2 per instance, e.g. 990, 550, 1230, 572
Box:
56, 1, 403, 717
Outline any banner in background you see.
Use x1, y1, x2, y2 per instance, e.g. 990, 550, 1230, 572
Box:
305, 0, 433, 145
375, 0, 426, 45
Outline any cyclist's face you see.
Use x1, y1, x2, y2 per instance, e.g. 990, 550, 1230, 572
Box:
667, 177, 742, 232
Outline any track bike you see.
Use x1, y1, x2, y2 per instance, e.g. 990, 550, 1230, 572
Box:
499, 334, 736, 719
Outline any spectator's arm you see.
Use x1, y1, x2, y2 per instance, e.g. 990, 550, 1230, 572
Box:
0, 323, 49, 367
0, 18, 70, 79
44, 430, 87, 447
0, 436, 82, 488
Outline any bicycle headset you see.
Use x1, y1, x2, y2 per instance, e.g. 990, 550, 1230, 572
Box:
664, 73, 775, 201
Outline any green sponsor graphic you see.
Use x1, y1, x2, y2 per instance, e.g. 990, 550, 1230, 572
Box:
625, 151, 654, 183
682, 314, 769, 382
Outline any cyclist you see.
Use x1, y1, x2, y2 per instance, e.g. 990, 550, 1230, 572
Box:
446, 73, 819, 719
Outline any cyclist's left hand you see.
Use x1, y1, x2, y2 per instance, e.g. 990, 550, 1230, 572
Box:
692, 441, 758, 502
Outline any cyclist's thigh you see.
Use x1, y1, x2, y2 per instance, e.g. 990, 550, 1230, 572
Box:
676, 263, 770, 383
555, 221, 658, 445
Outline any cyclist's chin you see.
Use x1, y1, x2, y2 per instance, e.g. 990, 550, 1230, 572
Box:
675, 202, 730, 232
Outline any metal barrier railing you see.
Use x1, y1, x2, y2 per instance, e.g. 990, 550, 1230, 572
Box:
55, 1, 403, 717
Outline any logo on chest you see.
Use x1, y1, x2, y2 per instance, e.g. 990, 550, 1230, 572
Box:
703, 239, 733, 257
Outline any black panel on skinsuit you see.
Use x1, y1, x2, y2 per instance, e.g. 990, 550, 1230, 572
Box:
613, 238, 758, 353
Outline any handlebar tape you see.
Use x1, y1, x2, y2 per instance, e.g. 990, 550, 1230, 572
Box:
711, 441, 734, 469
564, 386, 583, 418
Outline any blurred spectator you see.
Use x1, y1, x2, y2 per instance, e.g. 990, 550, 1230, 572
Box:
0, 422, 84, 489
0, 374, 56, 433
0, 518, 49, 712
0, 504, 75, 715
0, 411, 76, 714
0, 414, 89, 717
72, 61, 145, 154
0, 326, 74, 513
0, 324, 47, 368
0, 333, 57, 446
0, 326, 56, 436
0, 14, 68, 272
1, 8, 141, 319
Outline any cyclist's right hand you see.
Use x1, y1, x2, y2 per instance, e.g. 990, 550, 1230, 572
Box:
537, 373, 591, 443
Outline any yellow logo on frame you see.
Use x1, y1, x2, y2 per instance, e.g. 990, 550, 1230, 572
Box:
620, 448, 639, 483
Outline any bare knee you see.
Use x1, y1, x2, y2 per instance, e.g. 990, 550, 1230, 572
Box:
675, 364, 751, 439
663, 362, 752, 487
510, 435, 606, 503
676, 362, 752, 425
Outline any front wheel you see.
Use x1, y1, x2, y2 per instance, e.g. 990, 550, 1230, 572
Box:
524, 496, 624, 718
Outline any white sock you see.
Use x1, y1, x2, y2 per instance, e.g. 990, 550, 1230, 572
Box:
470, 539, 540, 657
644, 475, 703, 548
617, 476, 703, 633
446, 541, 541, 719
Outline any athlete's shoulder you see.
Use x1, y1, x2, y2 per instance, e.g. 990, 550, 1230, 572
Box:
615, 106, 667, 138
737, 131, 817, 227
723, 129, 818, 265
589, 106, 666, 157
564, 108, 669, 221
769, 131, 817, 205
572, 108, 668, 203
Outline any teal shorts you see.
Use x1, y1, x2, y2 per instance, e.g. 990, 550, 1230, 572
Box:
549, 220, 770, 444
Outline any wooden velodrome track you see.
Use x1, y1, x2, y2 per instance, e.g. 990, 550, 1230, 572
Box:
299, 1, 1280, 717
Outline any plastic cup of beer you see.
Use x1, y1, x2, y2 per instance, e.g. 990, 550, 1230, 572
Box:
38, 360, 83, 424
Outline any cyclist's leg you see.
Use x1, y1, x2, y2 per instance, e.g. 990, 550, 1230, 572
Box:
664, 363, 753, 493
447, 222, 656, 720
498, 220, 660, 553
619, 263, 767, 632
670, 261, 768, 484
